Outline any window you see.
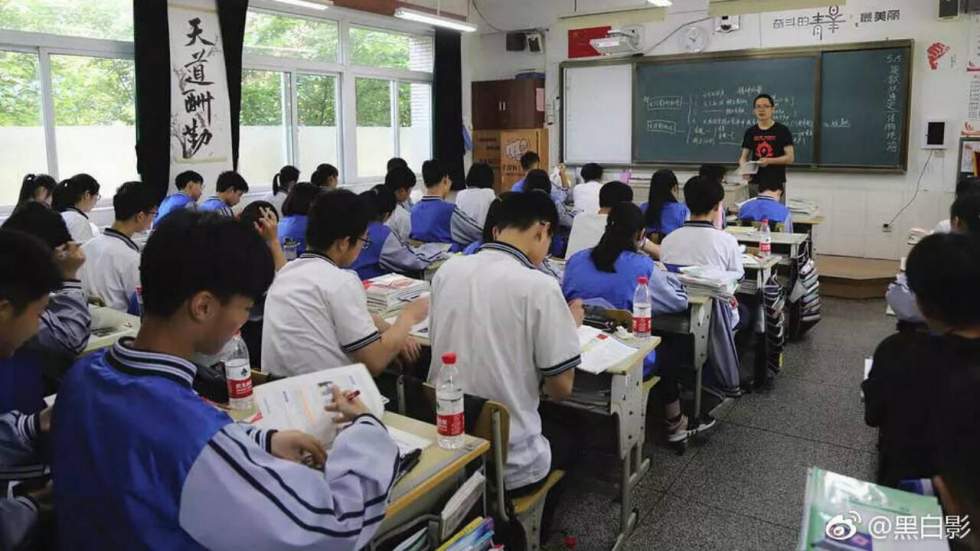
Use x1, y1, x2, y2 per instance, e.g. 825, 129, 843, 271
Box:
51, 54, 136, 197
0, 0, 132, 41
244, 10, 338, 63
239, 69, 288, 187
350, 26, 433, 72
296, 73, 339, 179
398, 82, 432, 172
356, 78, 394, 178
0, 50, 45, 206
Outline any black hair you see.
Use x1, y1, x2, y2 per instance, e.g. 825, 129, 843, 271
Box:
17, 173, 57, 206
465, 163, 494, 190
758, 179, 785, 194
955, 175, 980, 198
140, 211, 274, 317
581, 163, 604, 183
384, 166, 417, 193
482, 196, 506, 243
645, 169, 679, 229
906, 233, 980, 328
683, 176, 724, 216
519, 151, 540, 171
387, 157, 408, 173
422, 160, 447, 186
306, 189, 372, 251
754, 93, 775, 107
698, 164, 726, 185
523, 169, 552, 195
951, 192, 980, 235
240, 200, 279, 228
52, 173, 99, 212
311, 163, 339, 188
216, 171, 249, 194
591, 202, 645, 273
2, 201, 72, 249
113, 181, 159, 221
599, 181, 633, 209
281, 182, 320, 217
273, 165, 300, 196
494, 188, 558, 237
0, 229, 62, 314
175, 170, 203, 191
934, 388, 980, 548
360, 185, 397, 222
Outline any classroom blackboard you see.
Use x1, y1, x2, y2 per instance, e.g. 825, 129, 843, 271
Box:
819, 47, 909, 167
633, 56, 818, 164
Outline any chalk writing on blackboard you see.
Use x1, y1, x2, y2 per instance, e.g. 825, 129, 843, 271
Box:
884, 53, 904, 153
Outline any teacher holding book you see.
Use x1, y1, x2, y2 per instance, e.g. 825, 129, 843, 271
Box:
738, 93, 795, 201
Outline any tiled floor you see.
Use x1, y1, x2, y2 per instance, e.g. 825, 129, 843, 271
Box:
547, 297, 895, 550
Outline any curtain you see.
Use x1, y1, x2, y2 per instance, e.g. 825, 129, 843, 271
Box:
216, 0, 248, 170
133, 0, 171, 201
433, 29, 465, 190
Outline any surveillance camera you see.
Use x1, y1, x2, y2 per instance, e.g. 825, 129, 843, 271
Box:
716, 15, 739, 33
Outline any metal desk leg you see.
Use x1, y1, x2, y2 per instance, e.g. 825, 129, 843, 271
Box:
609, 361, 650, 551
691, 301, 711, 422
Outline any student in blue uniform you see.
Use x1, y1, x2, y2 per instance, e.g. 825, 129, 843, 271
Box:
462, 196, 504, 255
156, 170, 203, 225
524, 169, 574, 257
738, 179, 792, 231
17, 173, 57, 209
0, 203, 90, 412
0, 230, 62, 550
509, 151, 540, 193
410, 160, 482, 251
199, 171, 248, 216
53, 210, 400, 550
642, 169, 689, 238
384, 166, 417, 243
277, 181, 321, 257
511, 151, 572, 204
311, 163, 339, 189
351, 185, 447, 280
454, 162, 496, 228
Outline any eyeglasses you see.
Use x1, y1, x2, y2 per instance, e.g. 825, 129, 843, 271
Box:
357, 236, 372, 248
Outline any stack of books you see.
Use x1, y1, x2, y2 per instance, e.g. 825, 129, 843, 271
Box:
787, 198, 820, 217
363, 274, 429, 317
677, 265, 742, 299
436, 517, 496, 551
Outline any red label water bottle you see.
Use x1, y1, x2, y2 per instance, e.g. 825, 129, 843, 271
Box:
759, 218, 772, 257
436, 352, 464, 449
633, 276, 652, 337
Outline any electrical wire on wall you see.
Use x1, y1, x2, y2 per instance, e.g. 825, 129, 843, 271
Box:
643, 16, 713, 54
886, 150, 935, 228
470, 0, 507, 33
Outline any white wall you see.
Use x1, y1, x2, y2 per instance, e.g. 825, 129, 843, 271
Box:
463, 0, 975, 259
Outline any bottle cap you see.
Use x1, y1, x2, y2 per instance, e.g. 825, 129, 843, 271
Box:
637, 276, 649, 285
442, 352, 457, 364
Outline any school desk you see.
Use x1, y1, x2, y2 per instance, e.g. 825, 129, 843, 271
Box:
84, 306, 140, 354
547, 335, 660, 551
651, 294, 713, 422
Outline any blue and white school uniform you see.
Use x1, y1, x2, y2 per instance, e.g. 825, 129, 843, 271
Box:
512, 176, 570, 205
386, 202, 413, 244
572, 180, 601, 216
660, 221, 744, 279
351, 221, 446, 280
738, 195, 793, 231
454, 188, 496, 228
0, 411, 45, 550
262, 189, 288, 216
79, 228, 141, 311
52, 338, 399, 550
410, 196, 482, 252
277, 214, 309, 256
155, 191, 196, 225
198, 196, 233, 217
61, 207, 100, 243
641, 201, 689, 236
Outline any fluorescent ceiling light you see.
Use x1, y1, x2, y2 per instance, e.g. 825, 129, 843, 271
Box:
394, 7, 478, 32
708, 0, 844, 16
647, 0, 673, 6
272, 0, 332, 10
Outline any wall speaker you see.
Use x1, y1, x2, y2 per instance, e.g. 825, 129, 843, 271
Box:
506, 32, 526, 51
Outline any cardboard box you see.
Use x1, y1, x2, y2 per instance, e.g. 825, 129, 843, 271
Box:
499, 128, 548, 193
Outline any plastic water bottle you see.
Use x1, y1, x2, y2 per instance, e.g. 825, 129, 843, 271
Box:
632, 276, 652, 338
223, 333, 255, 412
283, 238, 299, 261
759, 218, 772, 258
135, 285, 144, 318
436, 352, 464, 450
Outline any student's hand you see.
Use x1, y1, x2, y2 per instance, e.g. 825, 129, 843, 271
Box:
53, 242, 85, 280
38, 407, 52, 433
324, 385, 371, 423
401, 296, 429, 325
269, 430, 326, 466
758, 157, 770, 167
254, 207, 279, 242
568, 298, 585, 327
27, 481, 54, 512
399, 337, 422, 365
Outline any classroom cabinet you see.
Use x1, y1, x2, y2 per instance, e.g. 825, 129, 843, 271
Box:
473, 128, 549, 194
471, 78, 545, 130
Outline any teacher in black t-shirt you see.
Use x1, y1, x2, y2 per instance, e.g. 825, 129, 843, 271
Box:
738, 93, 795, 200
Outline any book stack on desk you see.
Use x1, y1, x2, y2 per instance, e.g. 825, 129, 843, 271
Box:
677, 266, 741, 299
787, 198, 820, 217
363, 274, 430, 317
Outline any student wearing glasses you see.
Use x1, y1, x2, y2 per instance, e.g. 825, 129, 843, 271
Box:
738, 93, 795, 200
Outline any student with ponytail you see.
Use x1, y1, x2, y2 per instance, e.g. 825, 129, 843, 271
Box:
53, 174, 101, 243
310, 163, 339, 190
561, 202, 708, 447
641, 169, 688, 238
264, 165, 300, 215
16, 173, 57, 208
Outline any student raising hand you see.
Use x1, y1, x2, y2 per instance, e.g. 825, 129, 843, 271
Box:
253, 206, 279, 242
325, 384, 371, 424
269, 430, 326, 466
53, 241, 85, 280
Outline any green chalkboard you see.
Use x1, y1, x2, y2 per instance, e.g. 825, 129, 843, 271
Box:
819, 47, 910, 167
633, 56, 818, 164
